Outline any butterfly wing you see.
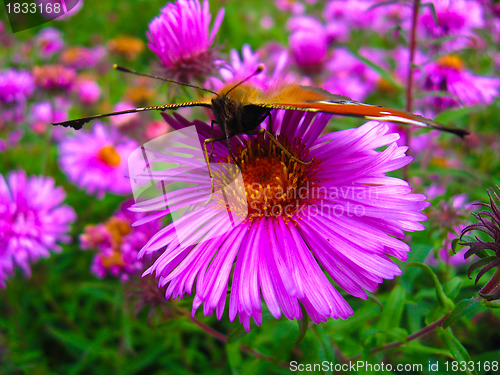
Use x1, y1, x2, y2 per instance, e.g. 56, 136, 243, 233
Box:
53, 101, 212, 130
256, 85, 467, 137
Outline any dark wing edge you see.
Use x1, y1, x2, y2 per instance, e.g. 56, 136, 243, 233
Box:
52, 102, 211, 130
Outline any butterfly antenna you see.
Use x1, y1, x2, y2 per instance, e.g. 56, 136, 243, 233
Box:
113, 65, 218, 96
225, 64, 265, 95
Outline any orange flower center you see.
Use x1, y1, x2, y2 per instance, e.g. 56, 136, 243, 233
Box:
216, 135, 316, 219
100, 251, 126, 268
98, 145, 121, 167
105, 217, 131, 248
108, 36, 145, 60
437, 55, 464, 70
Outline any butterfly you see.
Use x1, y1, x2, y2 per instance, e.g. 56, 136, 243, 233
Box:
53, 64, 467, 172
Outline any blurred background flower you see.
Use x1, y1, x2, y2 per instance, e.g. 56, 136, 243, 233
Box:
0, 171, 76, 288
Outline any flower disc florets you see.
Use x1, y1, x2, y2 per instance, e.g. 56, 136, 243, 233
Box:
225, 134, 317, 219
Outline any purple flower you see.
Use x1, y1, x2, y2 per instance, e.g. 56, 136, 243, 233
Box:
0, 69, 34, 125
323, 47, 380, 101
75, 79, 101, 105
417, 0, 485, 51
0, 69, 34, 104
420, 55, 500, 112
81, 200, 161, 282
30, 100, 68, 134
33, 64, 76, 91
130, 111, 428, 331
426, 194, 474, 267
288, 16, 328, 69
324, 0, 381, 30
60, 46, 106, 70
0, 170, 76, 288
208, 44, 296, 91
58, 122, 138, 198
147, 0, 224, 82
35, 27, 64, 58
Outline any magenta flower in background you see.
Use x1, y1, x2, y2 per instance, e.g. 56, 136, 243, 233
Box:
0, 170, 76, 288
32, 64, 76, 91
208, 44, 295, 91
417, 0, 485, 51
323, 47, 380, 101
324, 0, 378, 30
426, 194, 474, 267
131, 111, 429, 331
392, 46, 428, 84
60, 46, 106, 70
147, 0, 225, 81
0, 69, 35, 104
80, 200, 161, 282
29, 100, 69, 134
110, 102, 140, 129
75, 79, 101, 105
288, 16, 328, 69
420, 55, 500, 112
58, 122, 138, 198
35, 28, 64, 58
0, 69, 34, 125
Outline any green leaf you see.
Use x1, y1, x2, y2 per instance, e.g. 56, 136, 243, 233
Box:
438, 327, 477, 375
401, 342, 452, 357
226, 341, 243, 375
421, 2, 438, 26
378, 285, 406, 334
443, 298, 483, 329
434, 106, 483, 124
408, 262, 453, 310
47, 327, 91, 351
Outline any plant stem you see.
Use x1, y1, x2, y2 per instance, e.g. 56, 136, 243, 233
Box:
341, 313, 449, 362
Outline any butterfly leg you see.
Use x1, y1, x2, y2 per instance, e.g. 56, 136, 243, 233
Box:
203, 133, 237, 205
208, 120, 216, 163
251, 128, 314, 165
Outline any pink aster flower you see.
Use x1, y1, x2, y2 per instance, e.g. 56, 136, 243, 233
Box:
35, 28, 64, 58
60, 46, 106, 70
147, 0, 225, 82
288, 16, 328, 69
323, 47, 380, 101
208, 44, 296, 91
81, 200, 161, 282
0, 69, 34, 104
0, 170, 76, 288
130, 111, 429, 331
324, 0, 379, 29
0, 69, 34, 125
420, 55, 500, 112
110, 102, 140, 129
417, 0, 485, 51
29, 100, 69, 134
75, 79, 101, 105
32, 64, 76, 91
58, 122, 138, 198
427, 194, 474, 267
